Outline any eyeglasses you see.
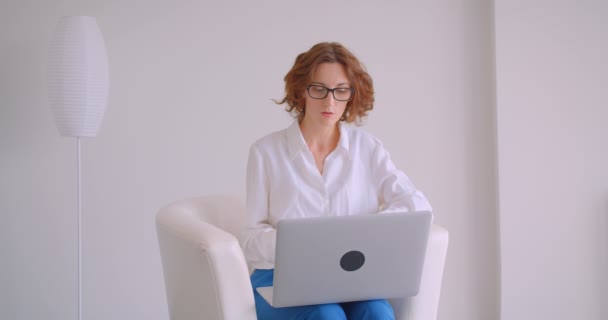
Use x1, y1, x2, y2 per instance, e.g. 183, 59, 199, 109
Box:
306, 85, 355, 101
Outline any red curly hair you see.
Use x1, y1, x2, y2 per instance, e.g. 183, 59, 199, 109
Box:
275, 42, 374, 124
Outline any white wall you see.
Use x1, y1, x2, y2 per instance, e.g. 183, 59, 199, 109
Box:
495, 1, 608, 319
0, 1, 498, 320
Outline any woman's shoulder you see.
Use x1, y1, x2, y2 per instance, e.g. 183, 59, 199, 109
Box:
250, 126, 289, 151
341, 124, 384, 148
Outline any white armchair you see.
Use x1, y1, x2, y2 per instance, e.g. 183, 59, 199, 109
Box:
156, 195, 449, 320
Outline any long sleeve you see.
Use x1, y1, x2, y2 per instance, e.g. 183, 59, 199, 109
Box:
372, 142, 433, 214
240, 144, 277, 269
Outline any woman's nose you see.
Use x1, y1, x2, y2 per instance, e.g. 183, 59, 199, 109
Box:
324, 92, 336, 105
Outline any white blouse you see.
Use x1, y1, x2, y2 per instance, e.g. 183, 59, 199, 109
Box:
240, 121, 432, 270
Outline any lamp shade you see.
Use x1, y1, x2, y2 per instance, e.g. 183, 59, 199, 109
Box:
47, 16, 109, 137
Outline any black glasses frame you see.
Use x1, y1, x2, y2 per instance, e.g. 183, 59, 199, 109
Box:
306, 85, 355, 101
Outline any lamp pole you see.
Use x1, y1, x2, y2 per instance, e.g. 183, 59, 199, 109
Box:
77, 137, 82, 320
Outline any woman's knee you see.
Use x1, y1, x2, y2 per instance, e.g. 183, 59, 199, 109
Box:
342, 299, 395, 320
305, 303, 347, 320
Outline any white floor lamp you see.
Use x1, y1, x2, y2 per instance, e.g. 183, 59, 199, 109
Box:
47, 16, 109, 320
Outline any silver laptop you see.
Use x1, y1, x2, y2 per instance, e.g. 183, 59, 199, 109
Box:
256, 211, 432, 308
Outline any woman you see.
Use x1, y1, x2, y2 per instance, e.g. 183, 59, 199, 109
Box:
241, 42, 432, 320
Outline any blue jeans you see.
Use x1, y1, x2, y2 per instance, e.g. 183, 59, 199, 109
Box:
251, 269, 395, 320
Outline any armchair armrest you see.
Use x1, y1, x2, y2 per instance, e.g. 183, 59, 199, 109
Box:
156, 203, 256, 320
390, 224, 449, 320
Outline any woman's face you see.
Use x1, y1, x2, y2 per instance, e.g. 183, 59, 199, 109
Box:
302, 62, 350, 128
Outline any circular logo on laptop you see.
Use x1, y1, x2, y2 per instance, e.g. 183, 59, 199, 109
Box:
340, 250, 365, 271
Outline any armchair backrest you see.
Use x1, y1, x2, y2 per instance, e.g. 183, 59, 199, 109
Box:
175, 194, 246, 238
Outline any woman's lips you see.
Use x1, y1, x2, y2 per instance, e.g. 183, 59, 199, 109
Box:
322, 112, 334, 117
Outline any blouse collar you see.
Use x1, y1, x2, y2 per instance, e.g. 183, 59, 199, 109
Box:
286, 121, 350, 160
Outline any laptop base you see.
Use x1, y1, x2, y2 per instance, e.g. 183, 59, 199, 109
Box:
256, 286, 274, 306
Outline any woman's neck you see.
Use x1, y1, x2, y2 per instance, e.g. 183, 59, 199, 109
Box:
299, 120, 340, 153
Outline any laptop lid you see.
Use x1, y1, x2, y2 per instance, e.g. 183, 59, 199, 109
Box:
259, 211, 432, 308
